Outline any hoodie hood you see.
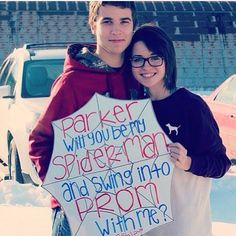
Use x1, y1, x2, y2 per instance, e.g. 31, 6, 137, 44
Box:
64, 43, 117, 73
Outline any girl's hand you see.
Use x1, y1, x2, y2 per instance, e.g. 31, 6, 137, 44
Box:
168, 142, 192, 170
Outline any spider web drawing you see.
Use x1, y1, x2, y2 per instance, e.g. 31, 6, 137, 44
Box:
42, 93, 174, 236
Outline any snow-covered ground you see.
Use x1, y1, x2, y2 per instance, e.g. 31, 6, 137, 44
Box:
0, 166, 235, 236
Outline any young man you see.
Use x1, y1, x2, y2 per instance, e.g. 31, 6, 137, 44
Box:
29, 2, 136, 235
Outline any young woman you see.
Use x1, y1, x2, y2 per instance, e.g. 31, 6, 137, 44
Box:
126, 25, 231, 236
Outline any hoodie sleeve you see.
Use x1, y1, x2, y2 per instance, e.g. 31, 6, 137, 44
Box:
187, 97, 231, 178
29, 74, 77, 181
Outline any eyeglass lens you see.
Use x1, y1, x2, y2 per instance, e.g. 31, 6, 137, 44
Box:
131, 55, 163, 68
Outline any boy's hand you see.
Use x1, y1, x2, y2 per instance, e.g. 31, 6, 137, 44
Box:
168, 142, 192, 171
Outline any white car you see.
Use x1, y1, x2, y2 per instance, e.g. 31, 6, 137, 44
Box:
0, 43, 68, 185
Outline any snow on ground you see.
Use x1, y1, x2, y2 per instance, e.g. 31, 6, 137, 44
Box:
0, 167, 235, 236
0, 180, 51, 235
0, 205, 51, 236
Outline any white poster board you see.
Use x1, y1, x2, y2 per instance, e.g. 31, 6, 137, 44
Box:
42, 94, 174, 236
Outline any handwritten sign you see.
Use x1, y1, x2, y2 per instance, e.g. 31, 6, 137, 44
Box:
42, 94, 174, 236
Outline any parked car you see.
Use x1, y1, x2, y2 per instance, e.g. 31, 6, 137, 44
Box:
204, 74, 236, 163
0, 43, 70, 185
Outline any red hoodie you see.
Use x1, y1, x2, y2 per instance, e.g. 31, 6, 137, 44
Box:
29, 44, 128, 208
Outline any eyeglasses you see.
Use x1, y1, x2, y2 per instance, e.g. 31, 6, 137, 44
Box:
130, 55, 164, 68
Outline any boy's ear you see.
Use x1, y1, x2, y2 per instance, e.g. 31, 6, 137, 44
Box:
90, 22, 96, 35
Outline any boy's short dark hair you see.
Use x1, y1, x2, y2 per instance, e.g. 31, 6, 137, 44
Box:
88, 1, 137, 29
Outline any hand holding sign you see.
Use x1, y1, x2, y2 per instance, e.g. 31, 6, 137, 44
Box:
42, 94, 174, 236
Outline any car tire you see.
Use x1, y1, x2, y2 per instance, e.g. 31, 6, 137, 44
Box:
9, 140, 24, 183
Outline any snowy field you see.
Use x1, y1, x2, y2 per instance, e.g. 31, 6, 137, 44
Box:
0, 166, 235, 236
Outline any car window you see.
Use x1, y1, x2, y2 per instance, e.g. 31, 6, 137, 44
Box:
0, 58, 18, 96
0, 59, 14, 86
6, 60, 19, 95
215, 76, 236, 105
22, 59, 64, 98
